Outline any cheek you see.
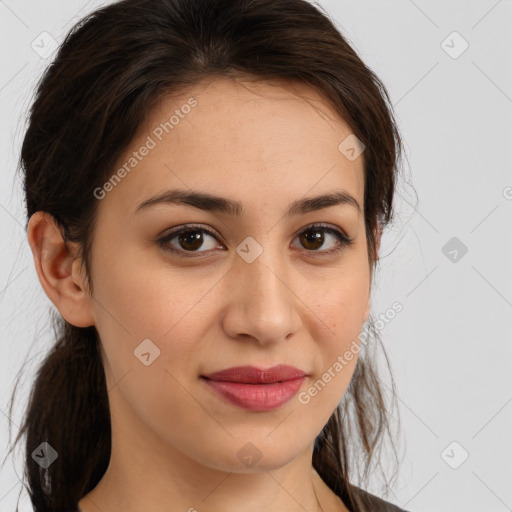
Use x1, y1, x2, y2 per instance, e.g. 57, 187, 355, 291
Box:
315, 288, 365, 384
91, 258, 206, 434
303, 263, 369, 406
297, 284, 367, 422
92, 241, 210, 337
308, 262, 370, 342
91, 251, 227, 415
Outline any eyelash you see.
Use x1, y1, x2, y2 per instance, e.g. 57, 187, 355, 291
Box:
157, 223, 354, 259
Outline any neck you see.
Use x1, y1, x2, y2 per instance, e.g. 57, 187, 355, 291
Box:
79, 426, 327, 512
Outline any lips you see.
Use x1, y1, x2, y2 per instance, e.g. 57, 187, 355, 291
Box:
200, 364, 308, 411
201, 364, 307, 384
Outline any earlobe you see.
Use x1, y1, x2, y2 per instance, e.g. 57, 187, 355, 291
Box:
27, 211, 95, 328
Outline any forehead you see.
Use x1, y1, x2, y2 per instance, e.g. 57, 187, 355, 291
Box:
97, 76, 365, 220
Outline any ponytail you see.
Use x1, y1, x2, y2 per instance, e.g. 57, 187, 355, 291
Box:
12, 320, 110, 511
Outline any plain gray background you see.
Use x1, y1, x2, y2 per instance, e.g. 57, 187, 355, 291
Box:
1, 1, 511, 511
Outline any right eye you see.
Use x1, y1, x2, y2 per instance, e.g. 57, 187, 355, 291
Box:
157, 224, 224, 258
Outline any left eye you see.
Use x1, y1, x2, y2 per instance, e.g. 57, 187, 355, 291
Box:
157, 223, 353, 258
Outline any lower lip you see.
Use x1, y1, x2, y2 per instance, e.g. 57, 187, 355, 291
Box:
201, 376, 306, 411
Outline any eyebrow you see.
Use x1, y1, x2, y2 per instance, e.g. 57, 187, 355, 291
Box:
134, 188, 361, 217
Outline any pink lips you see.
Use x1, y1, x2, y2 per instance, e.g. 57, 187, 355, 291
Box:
201, 364, 307, 411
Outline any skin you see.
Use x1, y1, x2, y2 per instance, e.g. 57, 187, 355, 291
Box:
28, 76, 380, 512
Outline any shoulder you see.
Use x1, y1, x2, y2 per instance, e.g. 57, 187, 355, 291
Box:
344, 485, 412, 512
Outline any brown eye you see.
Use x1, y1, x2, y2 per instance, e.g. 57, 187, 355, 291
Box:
158, 225, 222, 257
293, 224, 353, 255
177, 229, 206, 251
299, 229, 325, 251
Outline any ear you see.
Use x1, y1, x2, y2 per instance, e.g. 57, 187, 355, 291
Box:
27, 211, 95, 327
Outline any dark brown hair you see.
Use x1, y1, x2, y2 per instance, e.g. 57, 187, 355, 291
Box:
5, 0, 408, 510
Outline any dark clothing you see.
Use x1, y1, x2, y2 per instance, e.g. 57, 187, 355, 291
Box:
341, 485, 411, 512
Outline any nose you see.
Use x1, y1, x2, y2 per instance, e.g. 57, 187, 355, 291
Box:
221, 245, 302, 346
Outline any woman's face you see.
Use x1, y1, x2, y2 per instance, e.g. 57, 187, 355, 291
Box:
87, 76, 372, 473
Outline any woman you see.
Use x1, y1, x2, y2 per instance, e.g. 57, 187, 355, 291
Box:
6, 0, 410, 510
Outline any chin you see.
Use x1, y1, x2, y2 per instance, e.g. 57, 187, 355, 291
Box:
197, 438, 304, 474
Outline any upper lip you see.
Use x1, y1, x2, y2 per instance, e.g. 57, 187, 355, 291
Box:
201, 364, 307, 384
